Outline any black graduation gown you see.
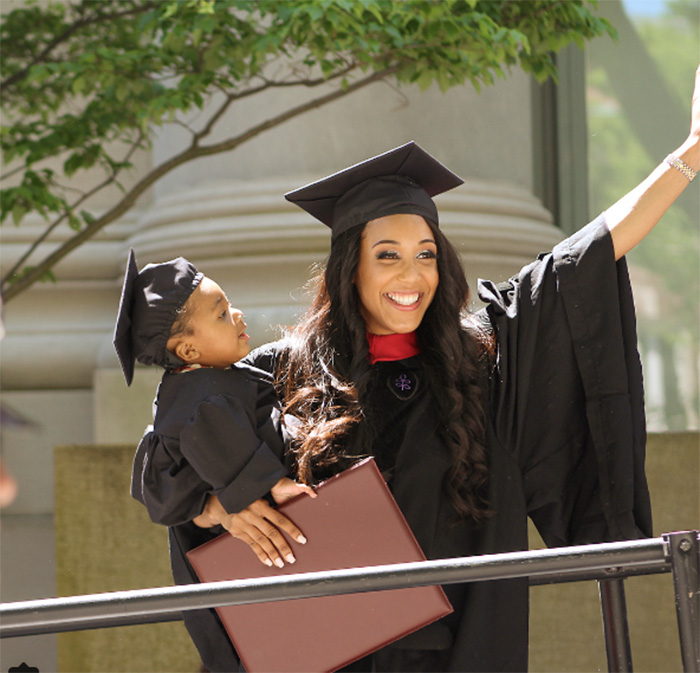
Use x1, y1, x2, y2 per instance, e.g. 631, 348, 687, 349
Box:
131, 363, 287, 672
245, 215, 652, 672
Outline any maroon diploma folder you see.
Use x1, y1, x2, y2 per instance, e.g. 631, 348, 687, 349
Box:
186, 457, 453, 673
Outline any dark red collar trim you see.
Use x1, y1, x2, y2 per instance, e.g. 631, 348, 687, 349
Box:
367, 331, 420, 365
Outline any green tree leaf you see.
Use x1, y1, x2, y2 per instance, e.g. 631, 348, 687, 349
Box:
0, 0, 615, 301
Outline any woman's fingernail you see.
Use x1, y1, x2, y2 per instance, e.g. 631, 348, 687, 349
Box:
297, 535, 307, 544
264, 559, 273, 567
286, 554, 296, 564
274, 558, 284, 568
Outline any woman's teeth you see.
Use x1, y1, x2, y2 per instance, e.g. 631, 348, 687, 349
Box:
387, 293, 420, 306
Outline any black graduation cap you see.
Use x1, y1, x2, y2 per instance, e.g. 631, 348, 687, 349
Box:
284, 141, 463, 239
113, 250, 203, 386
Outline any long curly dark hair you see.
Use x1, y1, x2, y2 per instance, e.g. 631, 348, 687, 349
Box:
277, 220, 493, 522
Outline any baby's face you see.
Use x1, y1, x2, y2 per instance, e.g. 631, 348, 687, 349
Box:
185, 276, 250, 367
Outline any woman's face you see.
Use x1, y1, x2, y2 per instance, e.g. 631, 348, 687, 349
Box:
354, 213, 439, 335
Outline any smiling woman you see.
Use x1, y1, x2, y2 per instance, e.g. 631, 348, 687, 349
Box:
231, 114, 697, 668
354, 214, 439, 335
185, 73, 700, 668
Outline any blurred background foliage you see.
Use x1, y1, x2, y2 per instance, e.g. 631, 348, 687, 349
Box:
587, 0, 699, 430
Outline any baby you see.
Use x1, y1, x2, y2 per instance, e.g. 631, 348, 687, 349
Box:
114, 250, 317, 670
113, 250, 314, 568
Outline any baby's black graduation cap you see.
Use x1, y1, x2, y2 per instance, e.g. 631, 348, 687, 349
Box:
284, 141, 463, 238
113, 250, 203, 386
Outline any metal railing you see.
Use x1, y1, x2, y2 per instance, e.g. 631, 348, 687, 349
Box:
1, 531, 698, 672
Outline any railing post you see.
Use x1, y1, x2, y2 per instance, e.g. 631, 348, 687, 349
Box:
665, 531, 700, 673
598, 578, 634, 672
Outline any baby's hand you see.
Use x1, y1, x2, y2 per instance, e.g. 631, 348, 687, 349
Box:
271, 477, 317, 505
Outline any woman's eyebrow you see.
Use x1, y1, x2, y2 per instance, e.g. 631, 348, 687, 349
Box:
371, 239, 400, 248
371, 238, 436, 248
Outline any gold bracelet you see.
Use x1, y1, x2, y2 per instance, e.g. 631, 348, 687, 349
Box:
665, 154, 697, 182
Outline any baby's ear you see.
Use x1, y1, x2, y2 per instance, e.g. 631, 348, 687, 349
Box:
172, 340, 199, 363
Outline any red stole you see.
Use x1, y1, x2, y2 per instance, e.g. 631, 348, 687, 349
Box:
367, 331, 420, 365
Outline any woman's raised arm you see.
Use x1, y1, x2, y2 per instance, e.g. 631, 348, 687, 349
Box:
607, 64, 699, 261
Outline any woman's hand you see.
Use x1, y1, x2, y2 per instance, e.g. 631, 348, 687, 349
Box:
270, 476, 317, 505
691, 64, 700, 143
193, 493, 309, 568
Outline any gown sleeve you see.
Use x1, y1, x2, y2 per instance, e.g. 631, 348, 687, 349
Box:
178, 393, 287, 515
478, 214, 652, 546
131, 427, 212, 526
132, 386, 287, 526
241, 339, 286, 375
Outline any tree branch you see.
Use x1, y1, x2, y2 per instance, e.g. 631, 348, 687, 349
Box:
266, 62, 358, 89
0, 2, 159, 93
196, 65, 399, 158
171, 119, 198, 138
1, 163, 30, 181
195, 63, 359, 143
1, 65, 400, 301
2, 131, 145, 289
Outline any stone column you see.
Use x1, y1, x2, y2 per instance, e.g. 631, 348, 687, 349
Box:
92, 70, 562, 442
1, 66, 563, 672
